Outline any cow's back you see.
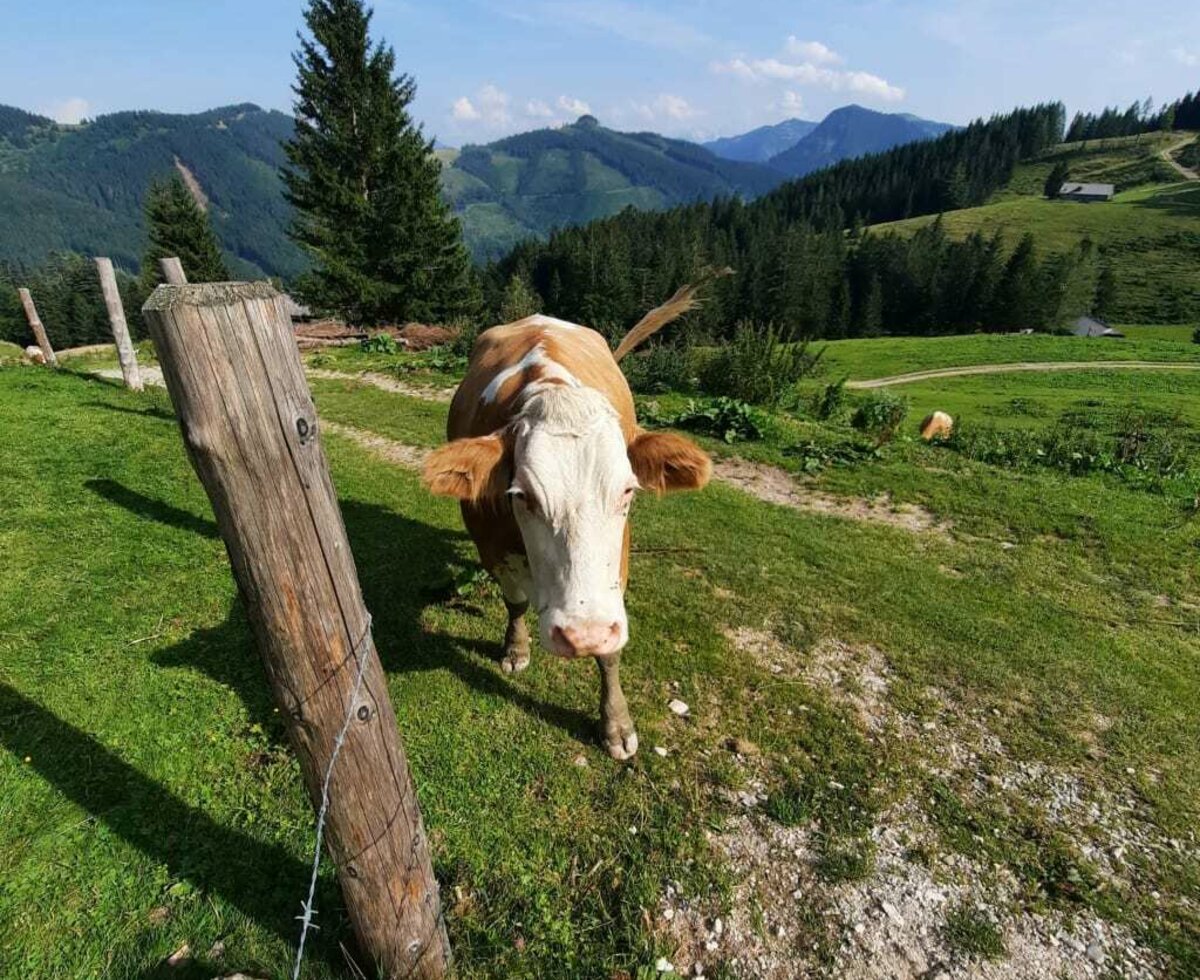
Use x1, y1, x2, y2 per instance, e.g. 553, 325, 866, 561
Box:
449, 316, 637, 441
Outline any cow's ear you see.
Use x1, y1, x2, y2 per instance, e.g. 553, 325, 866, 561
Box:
628, 430, 712, 494
422, 434, 509, 502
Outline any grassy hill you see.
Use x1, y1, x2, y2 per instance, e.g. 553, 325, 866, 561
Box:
443, 115, 783, 261
870, 132, 1200, 322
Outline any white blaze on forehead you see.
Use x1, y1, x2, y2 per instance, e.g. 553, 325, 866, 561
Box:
481, 342, 580, 404
509, 386, 633, 651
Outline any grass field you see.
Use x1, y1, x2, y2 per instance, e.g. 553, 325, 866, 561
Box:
869, 133, 1200, 324
3, 336, 1200, 977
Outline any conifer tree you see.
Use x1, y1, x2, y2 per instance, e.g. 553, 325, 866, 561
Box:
1044, 161, 1070, 199
284, 0, 477, 325
499, 273, 541, 322
1093, 264, 1119, 320
141, 173, 229, 290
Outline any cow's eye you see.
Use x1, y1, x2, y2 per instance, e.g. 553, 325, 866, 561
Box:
620, 485, 636, 512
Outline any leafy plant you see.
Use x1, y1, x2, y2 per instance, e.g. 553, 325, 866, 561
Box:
786, 437, 880, 474
699, 320, 823, 406
622, 342, 695, 394
943, 905, 1006, 960
851, 389, 909, 445
812, 378, 849, 420
643, 397, 767, 443
360, 332, 398, 355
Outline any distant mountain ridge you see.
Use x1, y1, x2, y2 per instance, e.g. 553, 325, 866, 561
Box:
767, 105, 954, 177
703, 118, 817, 163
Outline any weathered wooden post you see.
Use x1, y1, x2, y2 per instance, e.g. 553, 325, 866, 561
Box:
159, 256, 187, 285
94, 258, 143, 391
17, 288, 57, 367
141, 282, 449, 979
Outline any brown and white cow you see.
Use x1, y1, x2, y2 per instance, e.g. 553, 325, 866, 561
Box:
422, 302, 712, 759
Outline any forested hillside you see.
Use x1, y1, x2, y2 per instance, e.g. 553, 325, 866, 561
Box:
766, 105, 953, 178
0, 103, 303, 280
703, 118, 817, 163
444, 115, 783, 260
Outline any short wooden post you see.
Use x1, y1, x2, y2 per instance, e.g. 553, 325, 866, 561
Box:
141, 282, 450, 979
94, 258, 143, 391
159, 256, 187, 285
17, 288, 58, 367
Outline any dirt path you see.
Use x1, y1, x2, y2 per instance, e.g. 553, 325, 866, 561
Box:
1161, 136, 1199, 182
307, 368, 454, 402
848, 360, 1200, 389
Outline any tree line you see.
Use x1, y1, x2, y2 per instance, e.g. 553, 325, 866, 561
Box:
1065, 91, 1200, 142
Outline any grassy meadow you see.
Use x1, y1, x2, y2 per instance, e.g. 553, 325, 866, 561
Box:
2, 330, 1199, 978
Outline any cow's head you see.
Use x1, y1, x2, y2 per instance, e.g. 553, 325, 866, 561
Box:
423, 386, 711, 657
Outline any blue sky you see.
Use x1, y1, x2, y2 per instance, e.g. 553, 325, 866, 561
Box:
3, 0, 1198, 145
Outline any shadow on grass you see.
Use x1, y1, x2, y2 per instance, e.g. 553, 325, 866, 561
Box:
84, 399, 176, 421
0, 682, 345, 975
87, 481, 597, 744
1128, 182, 1200, 217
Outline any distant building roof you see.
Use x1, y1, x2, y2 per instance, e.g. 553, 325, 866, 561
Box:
1059, 182, 1115, 200
1072, 316, 1124, 338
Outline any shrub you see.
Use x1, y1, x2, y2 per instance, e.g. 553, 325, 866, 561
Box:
851, 389, 909, 445
360, 332, 398, 355
643, 397, 767, 443
1192, 325, 1200, 345
622, 342, 694, 394
699, 320, 823, 405
786, 437, 880, 474
448, 316, 481, 357
812, 378, 849, 420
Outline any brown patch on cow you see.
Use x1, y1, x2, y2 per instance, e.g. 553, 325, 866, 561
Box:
423, 435, 510, 502
320, 420, 428, 469
629, 430, 713, 494
713, 457, 950, 536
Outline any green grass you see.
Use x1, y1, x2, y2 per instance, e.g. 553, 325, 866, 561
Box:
812, 332, 1200, 383
869, 133, 1200, 323
943, 904, 1006, 960
3, 364, 1200, 977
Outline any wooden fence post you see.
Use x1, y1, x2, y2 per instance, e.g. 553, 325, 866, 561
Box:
17, 288, 58, 367
141, 282, 450, 979
94, 258, 143, 391
159, 256, 187, 285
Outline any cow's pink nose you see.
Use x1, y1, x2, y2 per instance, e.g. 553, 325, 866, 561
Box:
551, 621, 622, 657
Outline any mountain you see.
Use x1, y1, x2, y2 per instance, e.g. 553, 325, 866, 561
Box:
768, 105, 954, 178
442, 115, 784, 261
0, 103, 304, 280
703, 118, 818, 163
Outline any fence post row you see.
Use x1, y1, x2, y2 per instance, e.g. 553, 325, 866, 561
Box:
159, 256, 187, 285
94, 257, 143, 391
141, 281, 450, 979
17, 288, 57, 367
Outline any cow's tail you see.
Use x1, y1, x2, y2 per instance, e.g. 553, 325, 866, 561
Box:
612, 266, 734, 363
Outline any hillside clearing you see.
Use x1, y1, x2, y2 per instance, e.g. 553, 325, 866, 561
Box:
3, 363, 1198, 978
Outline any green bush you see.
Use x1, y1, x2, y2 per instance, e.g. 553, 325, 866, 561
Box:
1192, 325, 1200, 345
851, 389, 909, 445
699, 320, 822, 405
812, 378, 849, 420
448, 317, 481, 358
642, 397, 767, 443
622, 343, 694, 394
360, 332, 398, 355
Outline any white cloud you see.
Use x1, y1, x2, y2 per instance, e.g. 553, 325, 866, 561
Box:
43, 97, 90, 124
712, 38, 905, 104
626, 93, 701, 126
780, 91, 805, 113
1173, 47, 1199, 67
450, 84, 511, 127
785, 38, 842, 65
525, 99, 555, 118
557, 95, 592, 116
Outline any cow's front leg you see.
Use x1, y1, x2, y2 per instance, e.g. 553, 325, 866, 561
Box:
502, 599, 531, 674
597, 653, 638, 760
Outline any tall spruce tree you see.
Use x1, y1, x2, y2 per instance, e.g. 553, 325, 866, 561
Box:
141, 174, 229, 290
284, 0, 477, 325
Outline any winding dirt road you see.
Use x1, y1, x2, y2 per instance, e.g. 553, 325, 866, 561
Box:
847, 360, 1200, 389
1160, 136, 1199, 182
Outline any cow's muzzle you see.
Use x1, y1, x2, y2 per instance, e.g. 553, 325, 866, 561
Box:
549, 621, 624, 658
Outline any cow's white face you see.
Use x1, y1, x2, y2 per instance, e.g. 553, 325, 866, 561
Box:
509, 387, 636, 657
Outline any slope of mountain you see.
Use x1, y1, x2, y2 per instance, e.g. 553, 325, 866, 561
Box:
442, 115, 785, 261
768, 105, 954, 178
0, 103, 303, 279
703, 118, 817, 163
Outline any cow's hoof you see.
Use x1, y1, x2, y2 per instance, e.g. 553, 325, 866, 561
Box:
604, 728, 639, 761
501, 647, 530, 673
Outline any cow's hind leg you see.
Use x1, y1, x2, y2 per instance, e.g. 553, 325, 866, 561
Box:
501, 599, 531, 674
597, 654, 638, 760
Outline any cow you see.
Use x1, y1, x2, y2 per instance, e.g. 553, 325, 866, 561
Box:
422, 285, 717, 759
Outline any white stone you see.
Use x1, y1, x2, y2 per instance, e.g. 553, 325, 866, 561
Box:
668, 699, 690, 717
655, 956, 675, 973
654, 745, 669, 757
